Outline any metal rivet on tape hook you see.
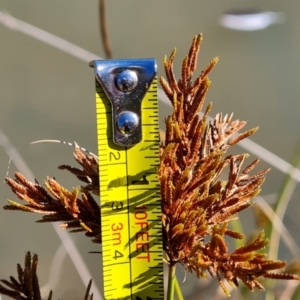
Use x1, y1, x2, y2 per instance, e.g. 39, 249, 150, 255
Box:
89, 59, 157, 147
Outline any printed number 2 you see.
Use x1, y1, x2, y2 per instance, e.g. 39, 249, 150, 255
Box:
109, 152, 120, 161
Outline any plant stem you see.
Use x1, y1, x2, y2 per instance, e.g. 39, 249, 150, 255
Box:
265, 289, 275, 300
174, 275, 184, 300
167, 264, 176, 300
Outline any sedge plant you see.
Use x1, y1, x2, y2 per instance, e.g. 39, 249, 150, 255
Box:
0, 34, 299, 300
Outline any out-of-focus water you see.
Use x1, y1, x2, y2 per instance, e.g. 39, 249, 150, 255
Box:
0, 0, 300, 299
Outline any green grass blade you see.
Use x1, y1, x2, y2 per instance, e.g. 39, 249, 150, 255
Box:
268, 138, 300, 261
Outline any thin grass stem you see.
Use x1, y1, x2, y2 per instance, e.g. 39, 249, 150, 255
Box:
268, 138, 300, 261
167, 264, 176, 300
174, 275, 184, 300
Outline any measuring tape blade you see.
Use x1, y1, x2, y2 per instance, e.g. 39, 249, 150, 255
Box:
90, 59, 164, 300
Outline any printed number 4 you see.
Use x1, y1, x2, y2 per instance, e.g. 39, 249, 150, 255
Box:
113, 250, 124, 260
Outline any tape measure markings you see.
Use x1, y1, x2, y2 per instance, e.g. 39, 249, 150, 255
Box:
91, 59, 163, 300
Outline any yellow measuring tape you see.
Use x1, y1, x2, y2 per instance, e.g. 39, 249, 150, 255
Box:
90, 59, 164, 300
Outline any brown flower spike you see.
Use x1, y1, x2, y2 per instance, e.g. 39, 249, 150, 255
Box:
159, 34, 299, 295
4, 146, 101, 244
0, 251, 93, 300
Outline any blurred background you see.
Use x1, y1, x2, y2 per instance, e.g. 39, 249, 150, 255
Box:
0, 0, 299, 299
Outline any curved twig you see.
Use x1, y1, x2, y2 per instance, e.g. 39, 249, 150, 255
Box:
99, 0, 112, 59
